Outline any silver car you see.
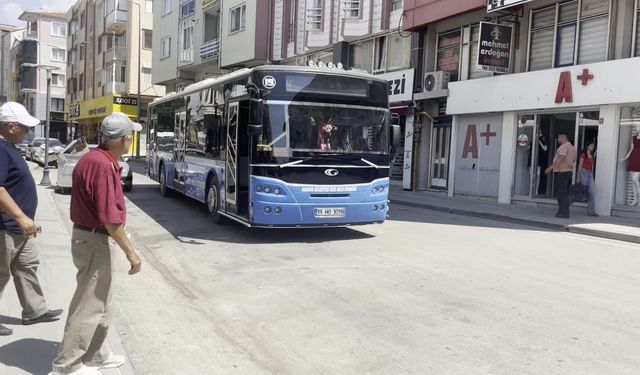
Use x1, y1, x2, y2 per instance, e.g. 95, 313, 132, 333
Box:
29, 138, 64, 165
56, 140, 133, 193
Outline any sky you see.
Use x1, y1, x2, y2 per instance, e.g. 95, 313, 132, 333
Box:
0, 0, 76, 28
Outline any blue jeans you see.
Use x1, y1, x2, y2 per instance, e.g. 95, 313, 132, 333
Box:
580, 170, 597, 215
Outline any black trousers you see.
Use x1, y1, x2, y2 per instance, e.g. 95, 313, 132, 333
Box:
555, 172, 572, 215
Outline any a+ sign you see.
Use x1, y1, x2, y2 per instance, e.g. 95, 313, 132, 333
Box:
577, 68, 594, 86
480, 124, 497, 145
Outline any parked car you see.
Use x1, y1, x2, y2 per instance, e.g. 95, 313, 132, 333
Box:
16, 133, 34, 157
56, 140, 133, 193
28, 137, 64, 166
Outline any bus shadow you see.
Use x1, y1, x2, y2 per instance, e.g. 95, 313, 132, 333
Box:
125, 182, 374, 244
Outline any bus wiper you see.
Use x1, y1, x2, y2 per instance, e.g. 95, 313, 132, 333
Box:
360, 158, 381, 169
279, 159, 305, 168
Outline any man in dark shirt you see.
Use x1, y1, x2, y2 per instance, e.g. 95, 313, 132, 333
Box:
51, 112, 142, 375
0, 102, 63, 336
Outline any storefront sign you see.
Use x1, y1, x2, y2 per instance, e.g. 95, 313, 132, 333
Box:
517, 133, 529, 147
88, 107, 107, 116
378, 69, 414, 103
487, 0, 532, 13
477, 22, 513, 73
113, 96, 138, 106
50, 112, 65, 122
69, 104, 80, 118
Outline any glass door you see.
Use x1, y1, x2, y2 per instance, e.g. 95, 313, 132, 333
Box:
429, 118, 452, 189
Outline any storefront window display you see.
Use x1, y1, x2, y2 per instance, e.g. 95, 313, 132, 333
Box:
615, 106, 640, 208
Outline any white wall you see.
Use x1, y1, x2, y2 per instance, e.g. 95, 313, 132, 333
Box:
221, 0, 257, 67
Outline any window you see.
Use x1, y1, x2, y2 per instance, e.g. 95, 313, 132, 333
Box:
230, 4, 246, 33
51, 73, 65, 86
51, 47, 66, 62
350, 39, 374, 71
96, 69, 103, 87
636, 1, 640, 56
288, 0, 297, 42
180, 0, 195, 18
163, 0, 171, 15
118, 0, 128, 11
161, 36, 171, 58
143, 29, 152, 49
386, 34, 411, 71
306, 0, 323, 31
80, 45, 85, 61
344, 0, 360, 18
180, 21, 193, 51
145, 0, 153, 13
79, 73, 84, 91
391, 0, 402, 11
528, 0, 610, 71
80, 11, 85, 29
51, 98, 64, 112
436, 30, 461, 82
51, 22, 67, 37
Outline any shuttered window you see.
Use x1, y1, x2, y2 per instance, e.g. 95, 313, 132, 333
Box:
528, 0, 610, 71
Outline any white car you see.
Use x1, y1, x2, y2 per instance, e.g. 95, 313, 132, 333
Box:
30, 138, 64, 166
56, 140, 133, 193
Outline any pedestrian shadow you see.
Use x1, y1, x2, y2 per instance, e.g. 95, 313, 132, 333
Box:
0, 338, 58, 374
124, 182, 375, 244
0, 315, 22, 325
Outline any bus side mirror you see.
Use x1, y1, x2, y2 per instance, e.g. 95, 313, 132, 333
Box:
391, 125, 402, 148
248, 98, 264, 136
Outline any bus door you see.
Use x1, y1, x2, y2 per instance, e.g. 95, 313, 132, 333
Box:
173, 111, 187, 192
225, 102, 239, 214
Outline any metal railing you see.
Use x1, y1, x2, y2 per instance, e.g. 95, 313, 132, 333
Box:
179, 47, 194, 65
104, 46, 127, 62
201, 0, 220, 10
22, 29, 38, 39
199, 39, 219, 60
105, 10, 128, 31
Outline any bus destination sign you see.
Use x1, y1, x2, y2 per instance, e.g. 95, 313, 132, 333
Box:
487, 0, 532, 12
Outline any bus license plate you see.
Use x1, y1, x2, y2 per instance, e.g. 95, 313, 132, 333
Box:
314, 207, 345, 218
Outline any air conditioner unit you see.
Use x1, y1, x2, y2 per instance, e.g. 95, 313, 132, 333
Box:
416, 71, 450, 100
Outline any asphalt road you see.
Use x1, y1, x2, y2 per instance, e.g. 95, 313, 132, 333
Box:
53, 172, 640, 375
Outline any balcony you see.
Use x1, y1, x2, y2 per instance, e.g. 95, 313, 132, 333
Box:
201, 0, 220, 11
105, 10, 128, 33
105, 81, 126, 94
22, 29, 38, 40
179, 48, 194, 66
104, 47, 127, 63
199, 39, 219, 61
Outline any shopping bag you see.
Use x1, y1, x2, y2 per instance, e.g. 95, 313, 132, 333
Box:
569, 184, 589, 203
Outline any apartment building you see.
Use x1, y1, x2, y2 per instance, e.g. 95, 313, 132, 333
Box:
9, 11, 68, 140
66, 0, 165, 152
402, 0, 640, 217
1, 25, 23, 104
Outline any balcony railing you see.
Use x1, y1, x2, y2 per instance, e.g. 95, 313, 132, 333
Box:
179, 48, 194, 65
104, 47, 127, 62
105, 81, 126, 94
22, 29, 38, 39
201, 0, 220, 10
200, 39, 219, 60
105, 10, 128, 33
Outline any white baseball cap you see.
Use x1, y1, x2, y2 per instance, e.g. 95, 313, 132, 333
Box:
0, 102, 40, 127
100, 112, 142, 137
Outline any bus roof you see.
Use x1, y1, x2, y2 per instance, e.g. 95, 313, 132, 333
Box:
150, 65, 388, 106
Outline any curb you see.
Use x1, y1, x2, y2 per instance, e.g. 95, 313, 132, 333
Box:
390, 198, 640, 244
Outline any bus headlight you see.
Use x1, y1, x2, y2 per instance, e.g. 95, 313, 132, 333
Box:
264, 186, 272, 193
274, 207, 282, 214
256, 185, 263, 192
264, 206, 272, 214
273, 188, 281, 195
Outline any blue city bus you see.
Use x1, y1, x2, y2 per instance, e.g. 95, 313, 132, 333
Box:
146, 65, 395, 227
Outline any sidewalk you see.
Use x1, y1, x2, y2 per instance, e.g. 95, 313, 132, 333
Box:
389, 182, 640, 244
0, 163, 134, 375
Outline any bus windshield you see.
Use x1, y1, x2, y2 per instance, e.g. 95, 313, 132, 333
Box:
257, 102, 389, 159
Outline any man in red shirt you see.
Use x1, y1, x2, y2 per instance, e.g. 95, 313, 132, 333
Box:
50, 112, 142, 375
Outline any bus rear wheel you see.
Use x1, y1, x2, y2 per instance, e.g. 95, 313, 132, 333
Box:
206, 182, 226, 224
159, 165, 171, 197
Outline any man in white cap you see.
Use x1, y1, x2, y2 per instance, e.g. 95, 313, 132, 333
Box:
0, 102, 63, 336
50, 112, 142, 375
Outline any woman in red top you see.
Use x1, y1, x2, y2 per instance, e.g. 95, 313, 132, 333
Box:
577, 142, 598, 216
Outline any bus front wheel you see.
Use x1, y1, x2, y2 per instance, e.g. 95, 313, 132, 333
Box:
206, 182, 225, 224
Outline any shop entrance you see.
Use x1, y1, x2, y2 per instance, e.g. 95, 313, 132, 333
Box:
429, 117, 452, 189
513, 110, 599, 200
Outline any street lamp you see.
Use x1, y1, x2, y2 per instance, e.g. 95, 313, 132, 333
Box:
38, 64, 61, 186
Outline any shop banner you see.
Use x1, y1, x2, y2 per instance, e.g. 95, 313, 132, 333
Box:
477, 22, 513, 73
487, 0, 532, 13
377, 69, 414, 103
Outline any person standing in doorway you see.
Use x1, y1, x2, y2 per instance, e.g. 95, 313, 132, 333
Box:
545, 132, 576, 219
577, 143, 598, 217
0, 102, 63, 336
50, 113, 142, 375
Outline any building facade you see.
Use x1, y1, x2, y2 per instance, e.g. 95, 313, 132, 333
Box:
66, 0, 165, 154
10, 11, 68, 140
403, 0, 640, 217
0, 25, 23, 104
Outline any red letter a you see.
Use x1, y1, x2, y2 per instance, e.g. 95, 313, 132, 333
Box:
462, 124, 478, 159
555, 72, 573, 104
